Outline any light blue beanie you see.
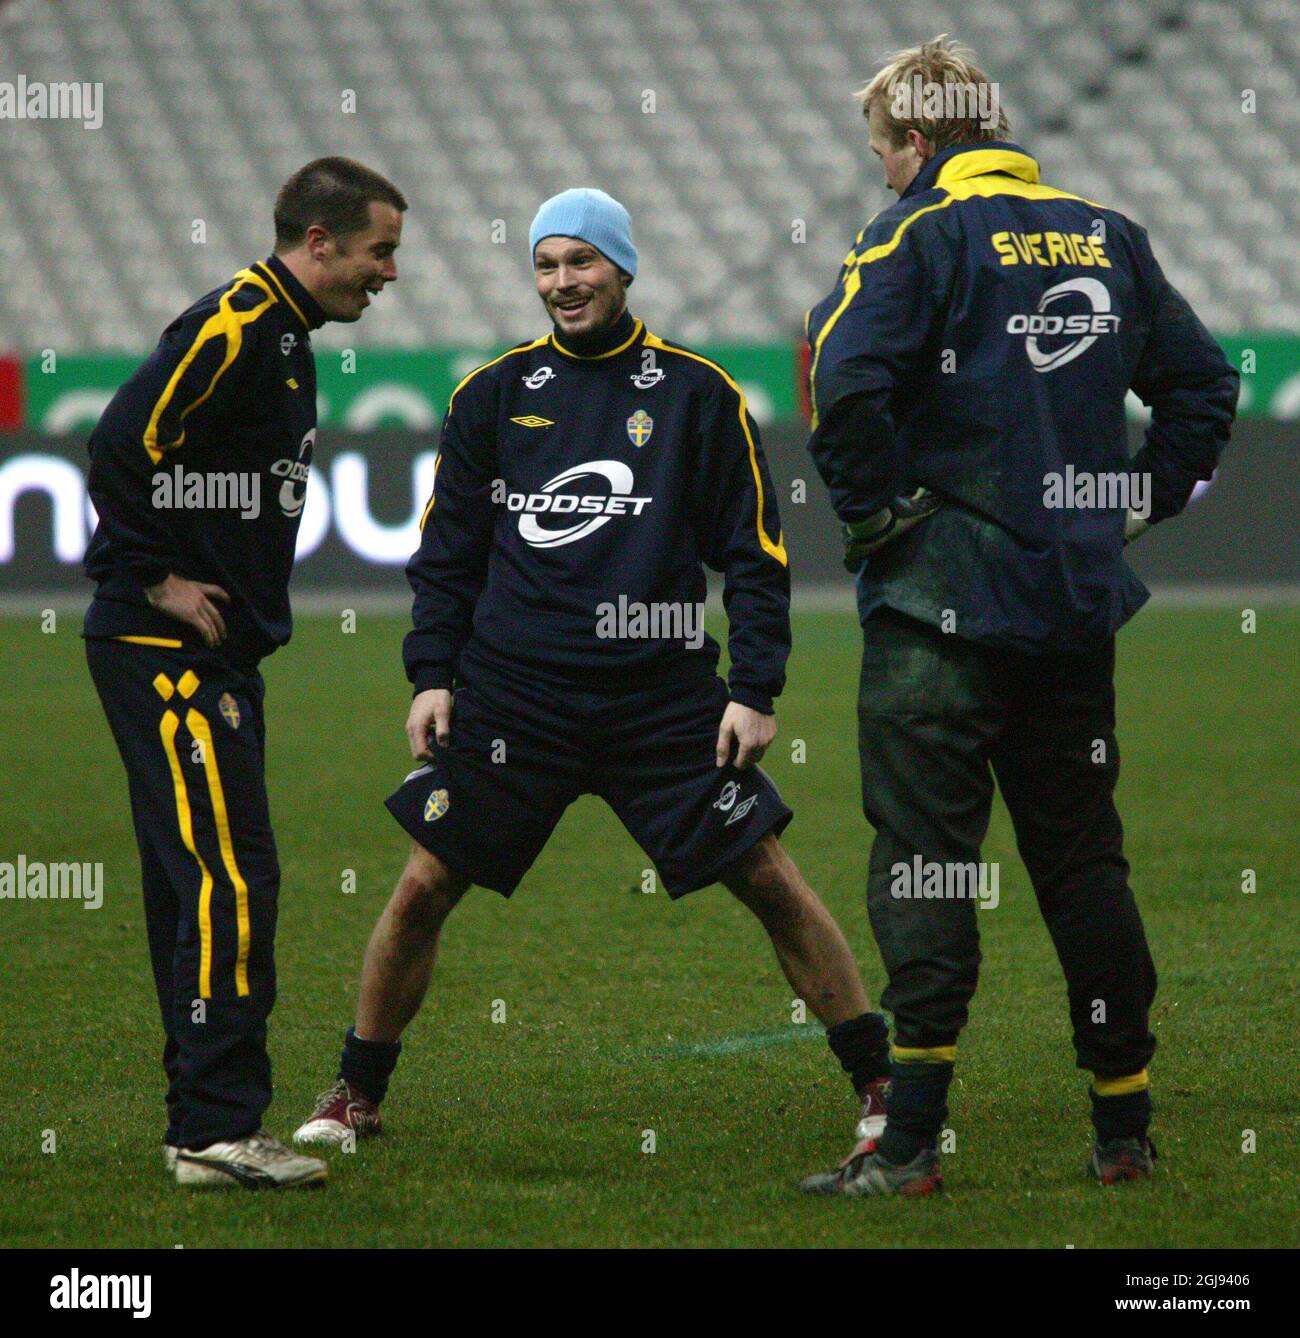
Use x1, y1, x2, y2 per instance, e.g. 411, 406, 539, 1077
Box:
529, 187, 638, 278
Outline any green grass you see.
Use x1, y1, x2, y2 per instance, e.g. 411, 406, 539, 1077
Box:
2, 605, 1296, 1247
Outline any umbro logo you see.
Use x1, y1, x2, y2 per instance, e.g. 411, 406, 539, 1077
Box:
522, 366, 556, 389
714, 780, 757, 825
510, 415, 554, 428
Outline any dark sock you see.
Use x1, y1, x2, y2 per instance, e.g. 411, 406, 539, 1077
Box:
877, 1057, 954, 1164
826, 1011, 890, 1094
1090, 1087, 1152, 1143
339, 1026, 401, 1105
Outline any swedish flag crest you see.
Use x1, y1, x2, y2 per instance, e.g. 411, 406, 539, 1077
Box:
626, 408, 653, 447
218, 692, 241, 730
424, 787, 450, 822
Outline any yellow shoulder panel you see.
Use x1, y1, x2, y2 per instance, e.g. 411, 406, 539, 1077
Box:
143, 272, 278, 463
643, 333, 787, 566
446, 337, 550, 416
808, 196, 956, 426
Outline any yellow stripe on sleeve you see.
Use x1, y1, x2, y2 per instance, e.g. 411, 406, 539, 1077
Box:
418, 452, 442, 530
807, 196, 956, 428
142, 273, 276, 464
642, 333, 787, 567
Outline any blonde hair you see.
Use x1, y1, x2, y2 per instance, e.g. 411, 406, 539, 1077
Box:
854, 34, 1010, 150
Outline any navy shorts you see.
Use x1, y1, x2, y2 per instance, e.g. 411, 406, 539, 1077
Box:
385, 658, 792, 898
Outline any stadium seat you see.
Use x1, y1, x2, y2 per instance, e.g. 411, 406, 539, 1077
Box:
0, 0, 1288, 349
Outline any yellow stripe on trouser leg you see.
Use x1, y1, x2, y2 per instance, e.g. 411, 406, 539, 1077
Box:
159, 710, 215, 999
891, 1045, 958, 1063
1093, 1068, 1149, 1097
186, 709, 251, 997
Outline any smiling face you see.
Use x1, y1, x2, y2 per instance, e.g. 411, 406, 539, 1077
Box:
306, 200, 403, 322
533, 236, 628, 337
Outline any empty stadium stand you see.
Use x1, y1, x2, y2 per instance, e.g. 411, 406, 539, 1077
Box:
1, 0, 1295, 352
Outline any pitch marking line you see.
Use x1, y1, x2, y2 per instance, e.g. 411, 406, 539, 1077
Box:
641, 1026, 826, 1059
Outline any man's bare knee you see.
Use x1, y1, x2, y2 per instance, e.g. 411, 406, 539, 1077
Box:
722, 834, 806, 923
391, 842, 469, 936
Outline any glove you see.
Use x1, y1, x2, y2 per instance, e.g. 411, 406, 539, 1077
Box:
843, 488, 943, 571
1124, 509, 1151, 544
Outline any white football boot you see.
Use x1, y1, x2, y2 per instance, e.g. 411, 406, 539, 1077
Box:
175, 1130, 327, 1189
164, 1142, 226, 1186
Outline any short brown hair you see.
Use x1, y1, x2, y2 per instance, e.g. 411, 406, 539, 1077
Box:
273, 157, 407, 251
855, 34, 1009, 150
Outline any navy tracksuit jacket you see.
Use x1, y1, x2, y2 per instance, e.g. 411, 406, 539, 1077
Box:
805, 141, 1239, 652
404, 308, 792, 714
84, 254, 321, 666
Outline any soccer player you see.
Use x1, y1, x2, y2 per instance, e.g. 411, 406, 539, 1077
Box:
798, 38, 1238, 1196
84, 158, 405, 1188
294, 189, 892, 1168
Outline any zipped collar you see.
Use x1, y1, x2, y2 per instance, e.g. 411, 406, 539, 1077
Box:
903, 140, 1039, 200
549, 307, 643, 361
253, 254, 328, 331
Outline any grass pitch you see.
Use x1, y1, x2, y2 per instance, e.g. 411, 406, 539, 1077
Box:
2, 604, 1296, 1248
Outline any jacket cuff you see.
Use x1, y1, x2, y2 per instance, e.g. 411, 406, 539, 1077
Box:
126, 558, 173, 591
728, 683, 775, 715
411, 665, 453, 695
